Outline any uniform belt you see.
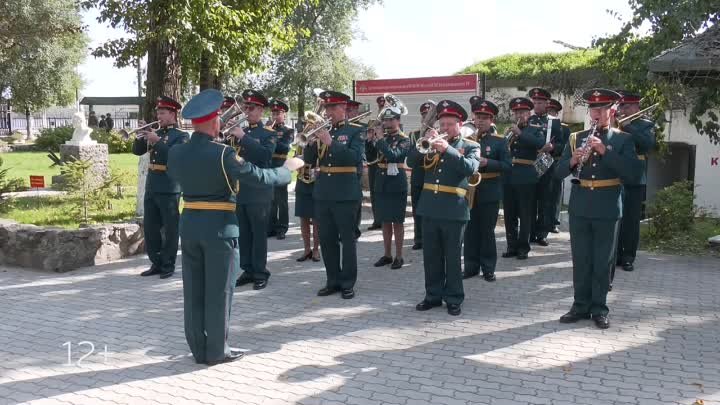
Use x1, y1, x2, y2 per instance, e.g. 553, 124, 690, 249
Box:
578, 178, 621, 189
272, 153, 288, 159
148, 163, 167, 171
512, 158, 534, 165
183, 201, 236, 211
553, 156, 561, 160
319, 166, 357, 174
377, 163, 408, 169
423, 183, 467, 197
637, 154, 646, 161
481, 172, 500, 179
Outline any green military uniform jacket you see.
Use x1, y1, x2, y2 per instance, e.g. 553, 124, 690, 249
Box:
471, 129, 511, 203
407, 130, 426, 188
270, 123, 295, 168
621, 117, 655, 185
166, 133, 291, 240
303, 121, 365, 201
227, 123, 276, 203
408, 137, 481, 221
555, 123, 571, 160
506, 123, 545, 185
132, 126, 189, 194
555, 127, 641, 220
530, 113, 564, 154
374, 131, 412, 194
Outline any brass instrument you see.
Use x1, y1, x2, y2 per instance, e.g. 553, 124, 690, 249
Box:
416, 125, 449, 154
571, 120, 599, 184
378, 93, 408, 119
120, 120, 161, 140
294, 111, 332, 148
617, 103, 659, 129
533, 115, 558, 177
419, 100, 438, 137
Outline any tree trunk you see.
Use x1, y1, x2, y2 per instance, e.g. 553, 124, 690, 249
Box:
143, 5, 181, 123
297, 82, 307, 118
25, 107, 31, 142
199, 52, 223, 91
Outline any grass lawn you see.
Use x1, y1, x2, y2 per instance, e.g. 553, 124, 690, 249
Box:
1, 151, 139, 188
1, 152, 140, 228
640, 217, 720, 257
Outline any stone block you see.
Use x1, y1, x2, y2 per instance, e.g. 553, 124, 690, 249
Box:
59, 143, 110, 187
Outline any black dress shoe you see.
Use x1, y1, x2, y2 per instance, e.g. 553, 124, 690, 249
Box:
592, 314, 610, 329
609, 283, 613, 292
462, 271, 479, 279
367, 223, 382, 230
159, 271, 174, 279
559, 311, 590, 323
276, 232, 286, 240
374, 256, 393, 267
530, 235, 538, 242
550, 226, 560, 234
415, 300, 442, 311
516, 252, 528, 260
206, 349, 244, 366
341, 288, 355, 299
140, 266, 161, 277
296, 251, 313, 262
447, 304, 461, 316
267, 231, 277, 238
253, 280, 268, 290
501, 251, 517, 258
536, 238, 549, 247
482, 273, 496, 282
317, 286, 339, 296
622, 262, 634, 272
411, 242, 423, 250
235, 277, 253, 287
390, 258, 404, 269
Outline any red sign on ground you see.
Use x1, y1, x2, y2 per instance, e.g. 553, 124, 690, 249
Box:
355, 74, 478, 95
29, 175, 45, 189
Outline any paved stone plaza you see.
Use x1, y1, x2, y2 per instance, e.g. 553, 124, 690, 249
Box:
1, 201, 719, 405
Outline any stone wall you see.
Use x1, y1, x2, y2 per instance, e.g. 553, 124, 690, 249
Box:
0, 222, 145, 272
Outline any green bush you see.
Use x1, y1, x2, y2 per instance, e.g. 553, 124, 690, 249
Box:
34, 126, 133, 154
646, 180, 696, 241
0, 156, 25, 212
90, 130, 134, 153
35, 126, 73, 152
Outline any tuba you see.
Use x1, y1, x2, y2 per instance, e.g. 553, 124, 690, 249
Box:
378, 93, 408, 119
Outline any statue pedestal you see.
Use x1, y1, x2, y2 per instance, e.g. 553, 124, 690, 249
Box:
60, 144, 110, 186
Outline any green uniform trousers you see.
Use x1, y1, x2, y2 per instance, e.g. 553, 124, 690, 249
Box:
411, 185, 423, 244
617, 185, 644, 265
237, 203, 271, 282
569, 216, 620, 316
269, 185, 289, 234
422, 217, 466, 305
503, 184, 536, 255
143, 192, 180, 273
181, 237, 239, 364
464, 201, 500, 276
316, 200, 360, 290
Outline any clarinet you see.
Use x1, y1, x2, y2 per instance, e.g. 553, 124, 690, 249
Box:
571, 120, 599, 184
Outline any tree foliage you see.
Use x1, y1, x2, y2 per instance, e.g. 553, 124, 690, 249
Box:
595, 0, 720, 143
0, 0, 87, 121
229, 0, 378, 116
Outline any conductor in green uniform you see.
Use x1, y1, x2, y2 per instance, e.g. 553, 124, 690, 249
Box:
407, 102, 433, 250
556, 88, 640, 329
463, 98, 511, 282
167, 89, 303, 365
133, 96, 189, 279
228, 90, 276, 290
615, 90, 656, 273
502, 97, 545, 260
408, 100, 480, 316
372, 106, 412, 270
303, 90, 365, 299
267, 98, 295, 240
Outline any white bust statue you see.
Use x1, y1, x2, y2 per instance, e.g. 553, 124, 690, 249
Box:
66, 111, 97, 146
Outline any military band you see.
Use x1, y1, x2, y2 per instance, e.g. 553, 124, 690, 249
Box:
133, 82, 657, 346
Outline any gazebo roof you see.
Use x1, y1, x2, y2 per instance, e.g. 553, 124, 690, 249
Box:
649, 25, 720, 73
79, 97, 145, 106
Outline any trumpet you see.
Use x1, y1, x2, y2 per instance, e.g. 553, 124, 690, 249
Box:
416, 125, 449, 154
294, 111, 332, 148
120, 120, 161, 140
220, 115, 248, 137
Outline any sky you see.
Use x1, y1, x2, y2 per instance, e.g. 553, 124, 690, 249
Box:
78, 0, 634, 97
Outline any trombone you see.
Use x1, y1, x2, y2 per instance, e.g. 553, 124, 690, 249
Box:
616, 103, 659, 129
120, 120, 161, 140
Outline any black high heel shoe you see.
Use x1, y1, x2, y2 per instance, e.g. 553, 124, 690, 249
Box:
296, 251, 313, 262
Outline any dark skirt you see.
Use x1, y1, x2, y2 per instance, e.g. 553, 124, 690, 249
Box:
376, 192, 407, 223
295, 192, 315, 219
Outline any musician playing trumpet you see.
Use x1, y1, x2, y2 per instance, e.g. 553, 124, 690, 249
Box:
555, 89, 640, 329
372, 107, 412, 270
132, 96, 189, 279
502, 97, 545, 261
